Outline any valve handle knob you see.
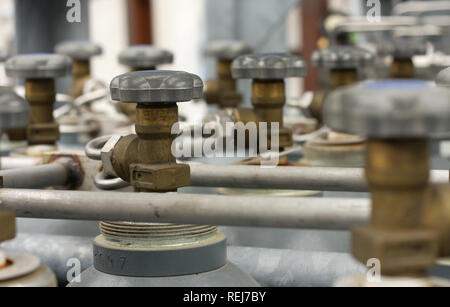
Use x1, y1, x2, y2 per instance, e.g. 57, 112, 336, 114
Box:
311, 45, 375, 69
110, 70, 203, 103
5, 53, 72, 79
205, 40, 252, 61
55, 41, 103, 60
232, 53, 307, 80
118, 45, 174, 68
324, 79, 450, 138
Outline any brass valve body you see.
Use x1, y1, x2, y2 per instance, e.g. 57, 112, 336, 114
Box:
70, 59, 91, 98
353, 138, 439, 276
205, 60, 242, 108
4, 128, 27, 141
309, 68, 358, 122
329, 68, 358, 89
391, 58, 415, 79
251, 79, 292, 149
112, 103, 189, 193
0, 212, 15, 243
422, 184, 450, 257
25, 79, 59, 145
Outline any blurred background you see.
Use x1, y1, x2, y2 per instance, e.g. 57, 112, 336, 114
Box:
0, 0, 449, 98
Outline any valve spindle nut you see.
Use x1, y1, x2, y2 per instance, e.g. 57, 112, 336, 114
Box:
205, 40, 252, 61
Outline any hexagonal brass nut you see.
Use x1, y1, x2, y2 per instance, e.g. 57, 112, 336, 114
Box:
130, 163, 190, 192
27, 122, 59, 144
352, 227, 439, 275
101, 135, 123, 177
0, 212, 16, 242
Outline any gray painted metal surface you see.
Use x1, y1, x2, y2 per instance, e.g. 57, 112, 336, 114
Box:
68, 262, 259, 287
3, 233, 368, 287
0, 88, 29, 130
93, 233, 227, 277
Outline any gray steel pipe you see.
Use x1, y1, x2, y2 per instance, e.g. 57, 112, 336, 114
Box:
0, 157, 42, 170
0, 189, 370, 230
0, 163, 69, 189
188, 164, 449, 192
2, 233, 365, 287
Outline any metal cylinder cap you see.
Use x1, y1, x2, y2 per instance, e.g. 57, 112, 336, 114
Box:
54, 41, 103, 60
119, 45, 173, 68
0, 88, 29, 130
311, 46, 375, 69
5, 54, 72, 79
436, 67, 450, 88
205, 40, 252, 61
378, 38, 427, 59
323, 79, 450, 138
110, 70, 203, 103
231, 53, 307, 80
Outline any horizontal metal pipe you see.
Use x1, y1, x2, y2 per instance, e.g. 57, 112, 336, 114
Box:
0, 156, 42, 170
0, 189, 370, 230
0, 163, 69, 189
189, 164, 449, 192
